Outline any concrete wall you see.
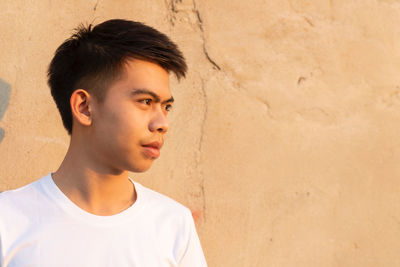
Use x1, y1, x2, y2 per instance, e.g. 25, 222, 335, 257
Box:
1, 0, 400, 266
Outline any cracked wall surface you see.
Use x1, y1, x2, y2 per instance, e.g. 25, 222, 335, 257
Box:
2, 0, 400, 266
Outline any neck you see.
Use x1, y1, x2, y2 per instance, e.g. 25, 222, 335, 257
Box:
52, 139, 136, 216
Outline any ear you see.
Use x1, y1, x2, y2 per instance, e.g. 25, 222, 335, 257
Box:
70, 89, 93, 127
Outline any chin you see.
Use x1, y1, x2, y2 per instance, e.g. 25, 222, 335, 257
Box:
127, 162, 153, 173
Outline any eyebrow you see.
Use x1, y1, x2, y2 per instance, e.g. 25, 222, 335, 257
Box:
131, 89, 174, 104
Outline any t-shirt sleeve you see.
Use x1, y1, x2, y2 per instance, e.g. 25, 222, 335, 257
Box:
177, 209, 207, 267
0, 228, 3, 267
0, 194, 6, 267
0, 229, 3, 267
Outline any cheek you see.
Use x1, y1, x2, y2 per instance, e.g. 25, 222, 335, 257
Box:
112, 111, 150, 139
94, 102, 151, 139
92, 109, 123, 145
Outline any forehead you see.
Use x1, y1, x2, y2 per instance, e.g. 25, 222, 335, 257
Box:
116, 59, 171, 96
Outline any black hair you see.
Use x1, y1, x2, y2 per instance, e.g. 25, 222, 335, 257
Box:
47, 19, 187, 134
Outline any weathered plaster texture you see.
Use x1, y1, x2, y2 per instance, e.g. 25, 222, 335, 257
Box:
0, 79, 11, 142
2, 0, 400, 266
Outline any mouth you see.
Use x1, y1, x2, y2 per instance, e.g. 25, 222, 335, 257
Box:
141, 141, 163, 159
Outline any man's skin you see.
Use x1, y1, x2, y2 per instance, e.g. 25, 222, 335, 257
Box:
52, 59, 173, 216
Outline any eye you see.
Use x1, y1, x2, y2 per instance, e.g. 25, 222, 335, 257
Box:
139, 99, 152, 105
165, 104, 173, 112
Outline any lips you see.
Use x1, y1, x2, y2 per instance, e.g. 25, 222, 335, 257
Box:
142, 141, 163, 158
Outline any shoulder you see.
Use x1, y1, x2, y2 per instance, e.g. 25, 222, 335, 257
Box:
0, 175, 48, 204
0, 175, 50, 224
134, 181, 190, 214
133, 180, 192, 221
0, 179, 40, 207
134, 184, 208, 266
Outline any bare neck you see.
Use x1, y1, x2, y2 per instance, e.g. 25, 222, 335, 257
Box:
52, 139, 136, 216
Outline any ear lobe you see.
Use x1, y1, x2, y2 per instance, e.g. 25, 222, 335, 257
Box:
70, 89, 92, 127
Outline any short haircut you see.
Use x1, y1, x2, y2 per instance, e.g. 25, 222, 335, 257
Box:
47, 19, 187, 135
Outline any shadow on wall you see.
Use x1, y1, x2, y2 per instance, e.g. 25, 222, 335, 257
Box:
0, 78, 11, 143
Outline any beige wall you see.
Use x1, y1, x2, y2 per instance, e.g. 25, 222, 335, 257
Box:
2, 0, 400, 266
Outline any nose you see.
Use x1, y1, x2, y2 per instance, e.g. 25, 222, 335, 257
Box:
149, 109, 169, 133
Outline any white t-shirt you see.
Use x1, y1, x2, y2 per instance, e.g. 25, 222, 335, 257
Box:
0, 174, 207, 267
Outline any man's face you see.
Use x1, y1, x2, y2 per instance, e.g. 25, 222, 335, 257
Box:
88, 59, 173, 173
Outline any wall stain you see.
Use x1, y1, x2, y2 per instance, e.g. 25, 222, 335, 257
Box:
0, 78, 11, 143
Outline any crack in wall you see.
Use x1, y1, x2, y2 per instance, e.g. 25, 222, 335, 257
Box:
192, 1, 212, 221
164, 0, 216, 222
198, 78, 208, 154
196, 77, 208, 222
288, 0, 336, 22
192, 0, 221, 70
251, 94, 275, 120
165, 0, 177, 26
93, 0, 99, 11
200, 178, 206, 222
303, 16, 315, 27
166, 0, 221, 71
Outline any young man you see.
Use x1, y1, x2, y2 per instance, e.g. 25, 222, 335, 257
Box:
0, 19, 207, 266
